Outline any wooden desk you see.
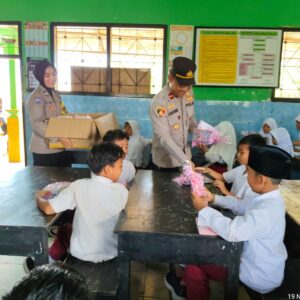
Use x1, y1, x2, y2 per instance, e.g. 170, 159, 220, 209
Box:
280, 180, 300, 258
115, 170, 243, 300
0, 166, 90, 265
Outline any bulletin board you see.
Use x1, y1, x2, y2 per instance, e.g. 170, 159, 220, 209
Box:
194, 28, 283, 87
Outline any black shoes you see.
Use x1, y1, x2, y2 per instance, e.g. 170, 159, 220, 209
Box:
164, 272, 186, 300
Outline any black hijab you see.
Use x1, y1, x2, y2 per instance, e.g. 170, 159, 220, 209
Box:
33, 59, 56, 94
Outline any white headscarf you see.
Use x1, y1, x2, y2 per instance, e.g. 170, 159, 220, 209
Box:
295, 114, 300, 123
259, 118, 278, 145
125, 120, 151, 167
205, 121, 237, 170
270, 127, 294, 157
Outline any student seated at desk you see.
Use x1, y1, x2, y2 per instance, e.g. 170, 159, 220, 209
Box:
3, 264, 89, 300
24, 143, 128, 271
124, 120, 152, 168
293, 114, 300, 157
103, 129, 136, 186
259, 117, 278, 145
198, 121, 236, 174
270, 127, 294, 157
184, 145, 292, 300
196, 134, 266, 199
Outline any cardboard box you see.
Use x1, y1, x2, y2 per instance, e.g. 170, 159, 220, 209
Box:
45, 113, 119, 149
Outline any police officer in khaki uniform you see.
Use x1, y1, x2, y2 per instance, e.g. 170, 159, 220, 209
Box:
28, 59, 72, 166
150, 57, 197, 169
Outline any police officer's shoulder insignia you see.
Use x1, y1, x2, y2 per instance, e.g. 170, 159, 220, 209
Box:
185, 91, 194, 101
157, 106, 166, 117
35, 98, 42, 104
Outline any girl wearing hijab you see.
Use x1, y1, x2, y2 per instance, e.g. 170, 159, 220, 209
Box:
198, 121, 237, 173
28, 59, 72, 166
259, 118, 278, 145
293, 115, 300, 157
124, 120, 151, 168
270, 127, 294, 157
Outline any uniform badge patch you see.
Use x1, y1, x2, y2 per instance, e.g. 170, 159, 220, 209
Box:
35, 98, 42, 104
157, 106, 166, 117
168, 103, 175, 109
173, 124, 179, 130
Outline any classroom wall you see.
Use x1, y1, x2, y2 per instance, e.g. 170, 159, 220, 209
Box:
2, 0, 300, 163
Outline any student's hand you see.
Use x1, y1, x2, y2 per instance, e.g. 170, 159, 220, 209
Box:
36, 190, 48, 199
197, 144, 209, 153
195, 167, 210, 174
59, 138, 73, 149
191, 188, 214, 211
213, 180, 229, 195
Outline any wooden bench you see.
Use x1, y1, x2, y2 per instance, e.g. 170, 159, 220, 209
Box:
65, 255, 118, 300
244, 259, 300, 300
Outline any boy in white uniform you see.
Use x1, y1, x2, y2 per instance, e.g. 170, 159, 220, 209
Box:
184, 145, 292, 299
103, 129, 136, 186
197, 134, 266, 200
26, 143, 128, 269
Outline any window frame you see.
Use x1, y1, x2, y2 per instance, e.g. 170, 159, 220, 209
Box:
0, 21, 22, 59
272, 27, 300, 103
50, 22, 167, 98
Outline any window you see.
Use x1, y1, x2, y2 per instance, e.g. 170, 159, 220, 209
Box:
52, 23, 166, 96
274, 30, 300, 101
0, 23, 20, 56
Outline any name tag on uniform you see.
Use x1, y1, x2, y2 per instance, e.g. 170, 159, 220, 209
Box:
168, 109, 178, 116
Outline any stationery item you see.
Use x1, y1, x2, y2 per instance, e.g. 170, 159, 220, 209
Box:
39, 182, 70, 200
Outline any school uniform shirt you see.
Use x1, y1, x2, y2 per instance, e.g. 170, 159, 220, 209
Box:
118, 159, 136, 185
295, 131, 300, 157
28, 85, 64, 154
222, 165, 258, 200
49, 173, 128, 263
150, 84, 197, 168
197, 190, 287, 293
270, 127, 294, 157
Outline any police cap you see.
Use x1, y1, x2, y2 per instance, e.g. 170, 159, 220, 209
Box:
170, 56, 196, 86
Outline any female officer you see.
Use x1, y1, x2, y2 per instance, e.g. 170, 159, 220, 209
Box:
28, 59, 72, 166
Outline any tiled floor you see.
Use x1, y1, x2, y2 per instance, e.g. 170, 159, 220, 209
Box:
0, 256, 250, 299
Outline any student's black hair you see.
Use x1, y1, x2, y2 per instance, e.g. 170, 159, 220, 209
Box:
3, 264, 89, 300
238, 133, 266, 147
103, 129, 129, 142
87, 142, 124, 174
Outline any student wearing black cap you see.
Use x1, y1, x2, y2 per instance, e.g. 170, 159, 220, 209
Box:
149, 56, 197, 169
179, 146, 292, 299
28, 59, 72, 166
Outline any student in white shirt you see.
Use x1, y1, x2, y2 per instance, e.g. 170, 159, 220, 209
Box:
270, 127, 294, 157
293, 114, 300, 157
196, 134, 266, 199
124, 120, 152, 168
24, 143, 128, 271
198, 121, 237, 173
103, 129, 136, 186
259, 117, 278, 145
185, 145, 292, 299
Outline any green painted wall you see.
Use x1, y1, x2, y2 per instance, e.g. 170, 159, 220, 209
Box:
1, 0, 299, 101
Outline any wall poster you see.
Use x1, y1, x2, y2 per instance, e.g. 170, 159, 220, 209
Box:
194, 28, 283, 87
169, 25, 194, 66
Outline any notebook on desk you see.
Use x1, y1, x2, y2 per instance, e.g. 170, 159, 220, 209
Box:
196, 217, 218, 236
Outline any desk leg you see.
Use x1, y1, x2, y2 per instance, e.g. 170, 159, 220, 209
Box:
117, 258, 130, 300
32, 228, 49, 266
224, 258, 240, 300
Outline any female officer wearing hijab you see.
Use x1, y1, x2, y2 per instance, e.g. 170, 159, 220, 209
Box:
28, 59, 72, 166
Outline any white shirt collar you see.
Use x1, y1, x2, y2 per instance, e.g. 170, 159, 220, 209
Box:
91, 172, 113, 183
